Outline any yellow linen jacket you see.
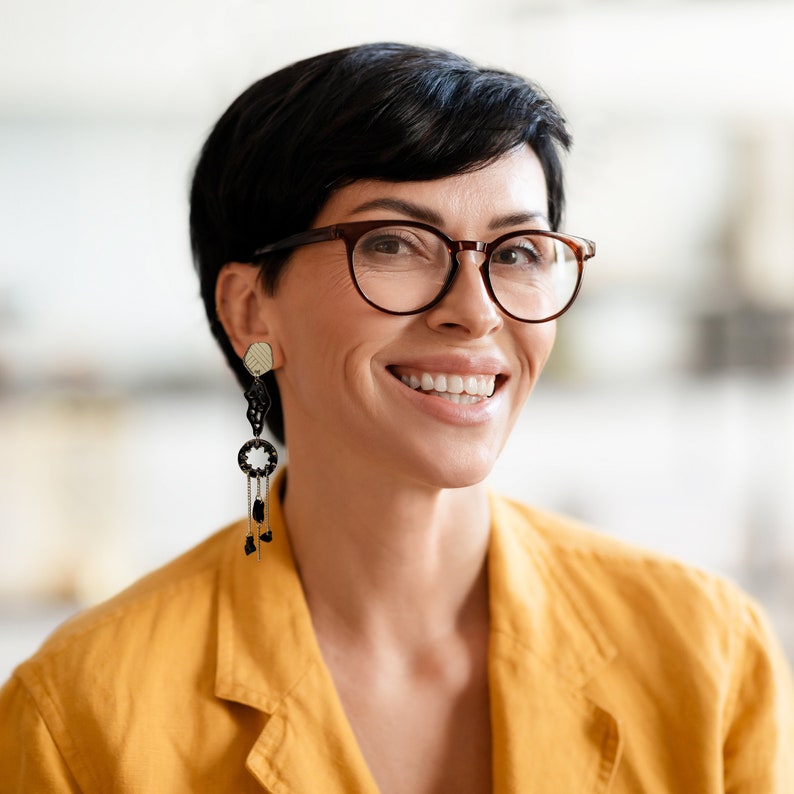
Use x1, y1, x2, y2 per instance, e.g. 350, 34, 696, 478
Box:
1, 487, 792, 792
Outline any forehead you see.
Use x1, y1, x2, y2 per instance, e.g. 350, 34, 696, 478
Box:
316, 146, 549, 232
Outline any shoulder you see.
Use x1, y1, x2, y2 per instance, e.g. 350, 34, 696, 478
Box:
489, 492, 769, 657
11, 522, 241, 705
1, 521, 252, 790
490, 493, 794, 781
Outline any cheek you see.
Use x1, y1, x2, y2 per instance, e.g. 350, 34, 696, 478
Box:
520, 322, 557, 375
276, 285, 399, 393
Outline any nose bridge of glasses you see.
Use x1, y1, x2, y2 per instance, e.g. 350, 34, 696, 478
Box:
446, 241, 498, 312
452, 240, 488, 268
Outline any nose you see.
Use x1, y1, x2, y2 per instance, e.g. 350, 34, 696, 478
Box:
424, 250, 503, 338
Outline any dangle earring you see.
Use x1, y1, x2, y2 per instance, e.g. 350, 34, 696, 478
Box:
238, 342, 278, 559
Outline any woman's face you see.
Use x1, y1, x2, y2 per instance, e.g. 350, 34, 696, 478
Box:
264, 146, 557, 489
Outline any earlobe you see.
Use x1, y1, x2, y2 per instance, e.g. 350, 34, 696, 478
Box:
215, 263, 277, 361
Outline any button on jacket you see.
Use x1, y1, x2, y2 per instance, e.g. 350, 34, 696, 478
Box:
1, 481, 793, 792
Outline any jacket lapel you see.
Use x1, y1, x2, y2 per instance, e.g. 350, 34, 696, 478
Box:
214, 472, 378, 793
488, 495, 623, 793
244, 660, 378, 794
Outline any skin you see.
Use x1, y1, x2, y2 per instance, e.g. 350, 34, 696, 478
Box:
217, 145, 556, 794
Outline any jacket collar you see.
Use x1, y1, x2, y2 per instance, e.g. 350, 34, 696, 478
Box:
487, 495, 623, 791
215, 471, 315, 712
214, 476, 622, 792
214, 471, 379, 791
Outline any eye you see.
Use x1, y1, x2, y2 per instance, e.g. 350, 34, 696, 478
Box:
369, 235, 412, 255
356, 227, 444, 267
491, 241, 542, 267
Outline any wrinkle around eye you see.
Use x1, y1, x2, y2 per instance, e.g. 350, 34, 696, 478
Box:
325, 264, 356, 297
286, 246, 358, 305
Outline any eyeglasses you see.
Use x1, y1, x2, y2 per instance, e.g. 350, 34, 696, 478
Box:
252, 219, 595, 323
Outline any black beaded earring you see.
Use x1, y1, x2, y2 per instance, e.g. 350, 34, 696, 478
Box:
238, 342, 278, 559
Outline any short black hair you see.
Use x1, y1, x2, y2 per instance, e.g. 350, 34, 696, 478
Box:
190, 42, 571, 445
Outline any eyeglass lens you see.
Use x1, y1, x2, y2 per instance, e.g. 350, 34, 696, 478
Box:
350, 225, 579, 321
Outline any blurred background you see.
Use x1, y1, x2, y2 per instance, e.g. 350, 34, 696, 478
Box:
1, 0, 792, 679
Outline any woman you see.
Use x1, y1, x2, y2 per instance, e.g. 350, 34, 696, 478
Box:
1, 42, 792, 793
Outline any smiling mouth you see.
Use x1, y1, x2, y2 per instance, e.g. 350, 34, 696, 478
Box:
395, 371, 497, 405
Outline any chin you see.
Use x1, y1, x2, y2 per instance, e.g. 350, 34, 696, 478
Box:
413, 448, 498, 491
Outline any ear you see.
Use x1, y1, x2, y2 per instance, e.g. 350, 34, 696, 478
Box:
215, 263, 280, 363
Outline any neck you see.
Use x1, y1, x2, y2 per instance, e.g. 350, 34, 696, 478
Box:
281, 446, 491, 657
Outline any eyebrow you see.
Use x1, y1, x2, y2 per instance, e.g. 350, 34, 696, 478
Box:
488, 211, 550, 230
349, 198, 444, 226
348, 198, 550, 233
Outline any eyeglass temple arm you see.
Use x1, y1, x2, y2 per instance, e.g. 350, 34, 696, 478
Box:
575, 237, 596, 260
554, 231, 595, 260
252, 226, 341, 258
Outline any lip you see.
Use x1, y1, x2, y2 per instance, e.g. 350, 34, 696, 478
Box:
386, 355, 508, 424
388, 353, 507, 379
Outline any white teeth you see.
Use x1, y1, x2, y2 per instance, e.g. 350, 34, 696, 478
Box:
437, 393, 481, 405
463, 376, 478, 396
447, 375, 464, 394
399, 371, 497, 399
